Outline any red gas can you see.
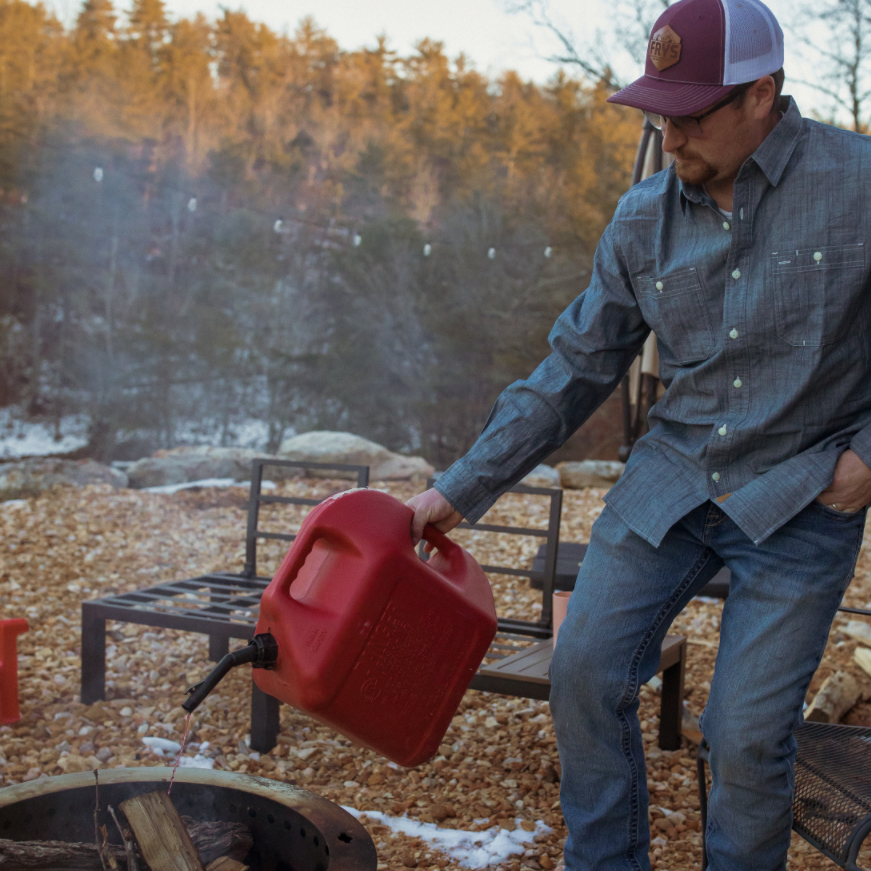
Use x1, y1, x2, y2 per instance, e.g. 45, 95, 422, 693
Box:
253, 489, 496, 766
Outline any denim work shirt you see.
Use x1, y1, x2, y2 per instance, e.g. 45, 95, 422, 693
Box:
435, 98, 871, 547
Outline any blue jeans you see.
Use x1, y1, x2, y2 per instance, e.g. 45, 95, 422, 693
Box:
549, 500, 867, 871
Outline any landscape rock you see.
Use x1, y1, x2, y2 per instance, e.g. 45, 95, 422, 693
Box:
520, 465, 561, 489
278, 431, 434, 481
0, 457, 127, 502
555, 460, 624, 490
126, 446, 297, 488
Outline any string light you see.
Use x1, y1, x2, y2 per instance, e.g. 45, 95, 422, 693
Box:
77, 156, 557, 260
0, 130, 562, 261
0, 127, 576, 273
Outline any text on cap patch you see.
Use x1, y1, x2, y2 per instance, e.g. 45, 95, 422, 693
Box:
649, 25, 682, 71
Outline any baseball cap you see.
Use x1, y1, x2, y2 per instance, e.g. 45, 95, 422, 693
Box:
607, 0, 784, 116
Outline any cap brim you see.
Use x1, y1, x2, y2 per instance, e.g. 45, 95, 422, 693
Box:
607, 75, 734, 116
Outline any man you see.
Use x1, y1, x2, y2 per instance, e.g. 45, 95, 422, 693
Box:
407, 0, 871, 867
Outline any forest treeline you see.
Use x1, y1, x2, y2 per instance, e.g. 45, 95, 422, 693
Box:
0, 0, 640, 465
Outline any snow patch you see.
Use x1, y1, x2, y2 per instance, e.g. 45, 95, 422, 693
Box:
341, 807, 550, 869
142, 736, 182, 754
141, 736, 215, 769
0, 409, 89, 459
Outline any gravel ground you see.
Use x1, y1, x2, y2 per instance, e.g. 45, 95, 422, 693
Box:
0, 479, 870, 869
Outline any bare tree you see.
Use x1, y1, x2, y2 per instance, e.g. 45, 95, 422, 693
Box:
505, 0, 670, 88
788, 0, 871, 133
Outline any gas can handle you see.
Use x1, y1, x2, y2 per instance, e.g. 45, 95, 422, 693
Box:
420, 523, 467, 582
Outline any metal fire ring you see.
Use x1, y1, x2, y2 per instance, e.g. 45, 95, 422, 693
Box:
0, 766, 376, 871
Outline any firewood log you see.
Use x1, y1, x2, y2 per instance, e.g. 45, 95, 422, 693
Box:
805, 670, 861, 723
0, 819, 251, 871
0, 838, 128, 870
180, 819, 252, 865
118, 792, 205, 871
204, 858, 248, 871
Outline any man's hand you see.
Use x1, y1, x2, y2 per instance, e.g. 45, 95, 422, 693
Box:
406, 488, 464, 549
817, 449, 871, 513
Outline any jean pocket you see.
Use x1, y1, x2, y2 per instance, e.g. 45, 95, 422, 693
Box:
772, 243, 865, 347
811, 499, 865, 521
637, 267, 715, 364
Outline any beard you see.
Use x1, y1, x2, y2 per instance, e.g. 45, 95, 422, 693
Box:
673, 151, 718, 186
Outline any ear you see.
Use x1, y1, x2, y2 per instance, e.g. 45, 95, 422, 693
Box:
751, 76, 776, 120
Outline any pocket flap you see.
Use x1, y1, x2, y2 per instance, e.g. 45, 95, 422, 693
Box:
771, 243, 864, 273
639, 267, 702, 297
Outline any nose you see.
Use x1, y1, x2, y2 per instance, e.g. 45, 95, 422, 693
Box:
661, 119, 688, 154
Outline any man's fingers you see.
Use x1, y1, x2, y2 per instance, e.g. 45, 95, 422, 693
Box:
406, 489, 462, 546
410, 511, 429, 545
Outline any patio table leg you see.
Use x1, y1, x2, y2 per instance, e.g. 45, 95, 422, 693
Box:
250, 680, 280, 753
81, 603, 106, 704
658, 640, 686, 750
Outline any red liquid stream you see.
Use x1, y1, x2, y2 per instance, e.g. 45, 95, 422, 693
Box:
168, 712, 194, 795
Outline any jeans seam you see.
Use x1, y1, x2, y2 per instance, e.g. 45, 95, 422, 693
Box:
620, 546, 717, 865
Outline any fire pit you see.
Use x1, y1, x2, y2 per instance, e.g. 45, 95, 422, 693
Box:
0, 767, 376, 871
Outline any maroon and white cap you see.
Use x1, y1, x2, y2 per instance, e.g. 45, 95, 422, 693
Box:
607, 0, 784, 116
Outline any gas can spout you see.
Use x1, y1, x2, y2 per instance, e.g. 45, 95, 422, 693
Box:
182, 633, 278, 714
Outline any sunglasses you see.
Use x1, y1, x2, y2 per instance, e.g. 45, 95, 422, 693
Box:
643, 83, 754, 136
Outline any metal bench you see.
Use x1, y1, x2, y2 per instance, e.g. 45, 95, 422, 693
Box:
696, 606, 871, 868
471, 634, 687, 751
80, 458, 370, 753
426, 477, 687, 751
530, 541, 732, 600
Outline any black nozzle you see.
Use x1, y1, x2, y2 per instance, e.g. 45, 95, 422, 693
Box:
182, 633, 279, 714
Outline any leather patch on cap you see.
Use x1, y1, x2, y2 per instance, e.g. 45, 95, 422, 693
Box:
649, 25, 682, 71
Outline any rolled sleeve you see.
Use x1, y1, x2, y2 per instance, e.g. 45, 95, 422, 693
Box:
435, 218, 650, 523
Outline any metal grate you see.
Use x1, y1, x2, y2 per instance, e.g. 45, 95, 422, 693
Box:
793, 722, 871, 867
87, 572, 271, 633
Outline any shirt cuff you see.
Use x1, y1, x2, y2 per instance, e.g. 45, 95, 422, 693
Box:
433, 460, 500, 525
850, 423, 871, 471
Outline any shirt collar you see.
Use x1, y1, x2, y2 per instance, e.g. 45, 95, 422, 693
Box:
678, 96, 804, 214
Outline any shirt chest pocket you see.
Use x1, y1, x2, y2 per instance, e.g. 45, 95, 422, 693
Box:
636, 267, 715, 364
771, 243, 866, 347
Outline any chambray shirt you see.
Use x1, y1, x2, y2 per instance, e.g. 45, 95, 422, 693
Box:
435, 98, 871, 547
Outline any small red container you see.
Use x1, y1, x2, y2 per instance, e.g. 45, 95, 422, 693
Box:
0, 619, 29, 725
253, 489, 496, 766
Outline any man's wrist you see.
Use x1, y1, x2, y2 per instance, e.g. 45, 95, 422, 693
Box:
434, 463, 497, 526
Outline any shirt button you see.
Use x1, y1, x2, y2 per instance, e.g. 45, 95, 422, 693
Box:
733, 378, 743, 388
656, 281, 664, 291
814, 251, 823, 262
712, 472, 721, 482
718, 425, 728, 436
732, 269, 741, 280
723, 221, 731, 231
729, 328, 739, 339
